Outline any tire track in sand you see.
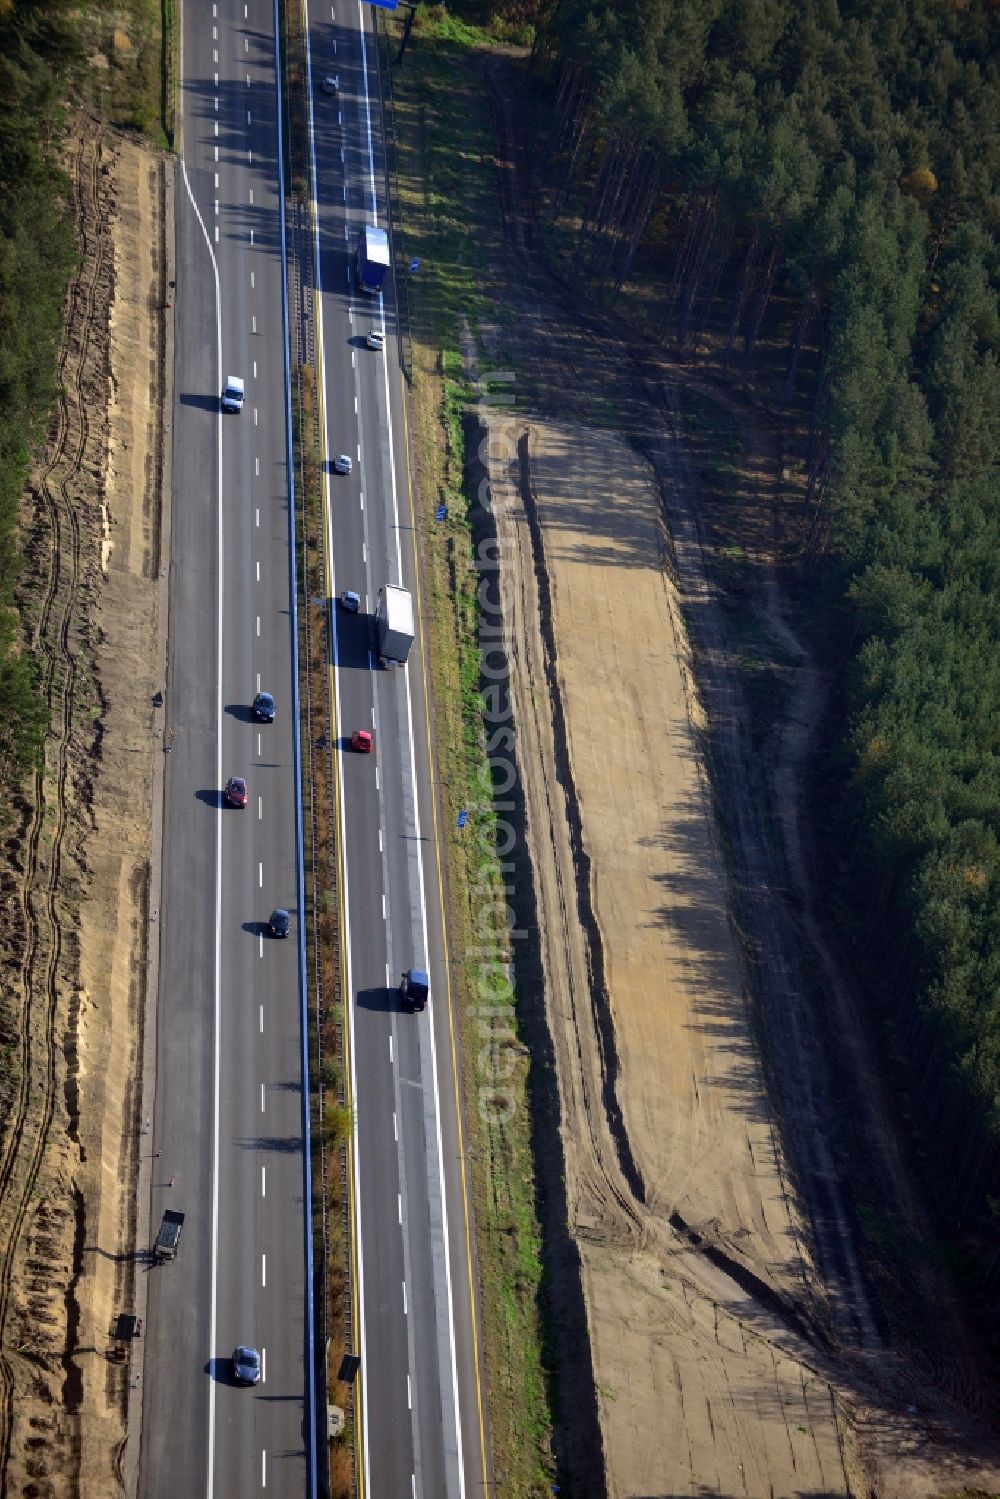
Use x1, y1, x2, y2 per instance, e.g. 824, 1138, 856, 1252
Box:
0, 124, 105, 1482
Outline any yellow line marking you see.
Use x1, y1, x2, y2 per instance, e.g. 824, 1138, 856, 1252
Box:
401, 373, 492, 1495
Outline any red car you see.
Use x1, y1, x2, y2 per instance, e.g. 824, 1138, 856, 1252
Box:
224, 775, 248, 808
351, 730, 373, 754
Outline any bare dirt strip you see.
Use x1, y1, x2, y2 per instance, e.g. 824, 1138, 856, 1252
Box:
0, 124, 167, 1497
484, 414, 851, 1499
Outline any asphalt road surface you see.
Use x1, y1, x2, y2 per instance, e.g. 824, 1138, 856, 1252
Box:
306, 5, 489, 1495
139, 0, 488, 1493
140, 1, 312, 1495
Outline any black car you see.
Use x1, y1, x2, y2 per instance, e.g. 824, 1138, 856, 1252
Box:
269, 908, 290, 939
253, 691, 276, 723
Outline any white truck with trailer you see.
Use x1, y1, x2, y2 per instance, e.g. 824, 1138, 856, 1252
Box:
375, 585, 414, 667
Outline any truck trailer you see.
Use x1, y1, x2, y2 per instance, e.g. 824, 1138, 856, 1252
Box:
356, 225, 390, 294
375, 585, 414, 667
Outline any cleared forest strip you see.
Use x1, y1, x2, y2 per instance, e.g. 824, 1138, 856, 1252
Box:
485, 412, 851, 1499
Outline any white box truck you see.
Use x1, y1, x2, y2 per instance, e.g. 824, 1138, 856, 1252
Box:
375, 585, 414, 667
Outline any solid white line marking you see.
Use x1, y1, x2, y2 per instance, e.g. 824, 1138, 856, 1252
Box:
356, 443, 361, 460
262, 1348, 266, 1383
257, 732, 262, 755
261, 1083, 265, 1113
378, 829, 383, 852
249, 148, 253, 165
214, 227, 219, 243
214, 121, 219, 137
393, 1111, 398, 1141
252, 315, 257, 334
333, 39, 337, 51
245, 37, 249, 51
262, 1166, 266, 1197
255, 506, 260, 526
374, 766, 379, 791
212, 21, 217, 34
360, 8, 470, 1484
255, 408, 259, 426
256, 616, 260, 638
354, 396, 358, 414
258, 795, 263, 818
214, 97, 219, 113
177, 146, 223, 1499
258, 933, 263, 958
362, 541, 367, 562
259, 1003, 264, 1032
407, 1376, 412, 1411
251, 230, 254, 245
256, 560, 260, 581
402, 1281, 407, 1315
251, 271, 255, 288
214, 146, 218, 162
253, 361, 258, 379
388, 1035, 393, 1063
386, 963, 391, 986
262, 1449, 266, 1487
250, 187, 254, 205
214, 200, 219, 216
382, 894, 386, 920
258, 862, 263, 888
255, 456, 260, 476
351, 350, 356, 368
247, 110, 252, 125
262, 1254, 266, 1287
398, 1194, 402, 1225
257, 672, 261, 692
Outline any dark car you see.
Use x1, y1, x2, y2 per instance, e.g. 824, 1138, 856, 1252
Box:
232, 1345, 261, 1385
269, 908, 290, 939
253, 691, 275, 723
399, 968, 429, 1013
224, 775, 248, 808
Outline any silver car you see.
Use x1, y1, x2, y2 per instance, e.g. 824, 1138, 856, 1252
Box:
233, 1345, 261, 1385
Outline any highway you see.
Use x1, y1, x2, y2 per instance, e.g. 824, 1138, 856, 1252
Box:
138, 0, 488, 1493
140, 1, 312, 1495
306, 3, 489, 1495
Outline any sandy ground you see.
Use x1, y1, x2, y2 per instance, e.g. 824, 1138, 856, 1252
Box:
0, 124, 167, 1496
484, 415, 851, 1498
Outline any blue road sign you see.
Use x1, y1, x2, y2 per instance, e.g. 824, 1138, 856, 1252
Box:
368, 0, 399, 9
